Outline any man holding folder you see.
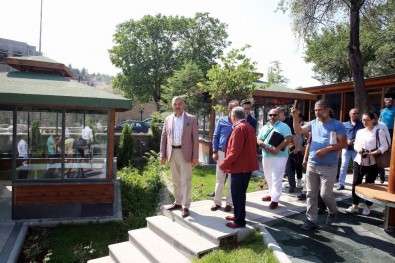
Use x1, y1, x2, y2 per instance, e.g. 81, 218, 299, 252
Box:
257, 108, 292, 209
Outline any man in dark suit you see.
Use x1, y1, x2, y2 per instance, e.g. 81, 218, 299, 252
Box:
219, 106, 259, 228
160, 96, 199, 218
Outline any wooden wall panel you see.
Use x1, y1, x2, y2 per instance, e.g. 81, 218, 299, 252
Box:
14, 183, 114, 205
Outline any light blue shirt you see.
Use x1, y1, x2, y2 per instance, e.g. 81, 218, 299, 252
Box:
308, 118, 346, 165
257, 120, 292, 158
380, 106, 395, 129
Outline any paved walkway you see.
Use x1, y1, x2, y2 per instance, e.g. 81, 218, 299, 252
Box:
1, 173, 395, 262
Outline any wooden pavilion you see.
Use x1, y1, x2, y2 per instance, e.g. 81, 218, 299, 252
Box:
0, 56, 131, 220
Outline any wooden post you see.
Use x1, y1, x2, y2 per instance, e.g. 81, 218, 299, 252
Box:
387, 128, 395, 228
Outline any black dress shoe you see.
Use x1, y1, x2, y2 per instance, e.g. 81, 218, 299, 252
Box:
207, 192, 215, 197
182, 208, 189, 218
211, 204, 221, 211
297, 193, 306, 200
318, 207, 327, 215
167, 204, 182, 211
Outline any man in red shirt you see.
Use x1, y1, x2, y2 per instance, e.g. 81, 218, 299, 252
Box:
219, 106, 259, 228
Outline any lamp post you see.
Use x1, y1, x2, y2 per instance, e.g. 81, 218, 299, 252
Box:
138, 108, 144, 121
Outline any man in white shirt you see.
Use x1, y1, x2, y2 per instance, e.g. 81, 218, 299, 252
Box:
17, 135, 29, 179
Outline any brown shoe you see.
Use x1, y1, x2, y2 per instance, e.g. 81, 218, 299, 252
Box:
262, 196, 271, 202
225, 215, 235, 221
224, 205, 232, 212
211, 204, 221, 211
167, 204, 182, 211
182, 208, 189, 218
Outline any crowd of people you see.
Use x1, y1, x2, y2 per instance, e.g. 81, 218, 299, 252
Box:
160, 96, 394, 230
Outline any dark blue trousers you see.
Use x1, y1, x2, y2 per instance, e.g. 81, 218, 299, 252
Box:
231, 172, 252, 227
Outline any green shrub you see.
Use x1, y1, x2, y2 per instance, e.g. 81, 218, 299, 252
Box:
150, 112, 164, 152
117, 124, 135, 169
118, 151, 164, 229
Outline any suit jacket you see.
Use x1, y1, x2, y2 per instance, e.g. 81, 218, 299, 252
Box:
219, 120, 259, 173
160, 112, 199, 162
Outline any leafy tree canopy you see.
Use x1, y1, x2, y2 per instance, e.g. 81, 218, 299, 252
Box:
304, 1, 395, 84
109, 12, 230, 110
198, 45, 258, 110
266, 61, 289, 86
161, 61, 210, 117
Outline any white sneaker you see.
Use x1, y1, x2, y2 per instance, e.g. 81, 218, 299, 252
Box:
345, 206, 358, 214
282, 182, 290, 188
296, 179, 303, 188
362, 206, 371, 215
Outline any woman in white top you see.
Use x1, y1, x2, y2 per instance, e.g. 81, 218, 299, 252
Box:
345, 112, 389, 215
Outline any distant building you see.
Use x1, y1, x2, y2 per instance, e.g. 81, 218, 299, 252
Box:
0, 38, 42, 72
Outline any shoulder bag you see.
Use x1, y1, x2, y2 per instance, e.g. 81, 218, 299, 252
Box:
374, 129, 391, 169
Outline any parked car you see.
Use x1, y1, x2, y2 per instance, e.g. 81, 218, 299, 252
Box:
114, 120, 150, 133
143, 117, 164, 130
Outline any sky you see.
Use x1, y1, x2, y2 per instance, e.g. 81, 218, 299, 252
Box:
1, 0, 321, 88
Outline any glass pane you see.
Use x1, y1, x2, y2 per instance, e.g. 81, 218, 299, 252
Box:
0, 109, 13, 181
65, 110, 108, 180
16, 108, 63, 180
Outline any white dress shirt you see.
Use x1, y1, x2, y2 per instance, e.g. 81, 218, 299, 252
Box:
172, 112, 184, 146
354, 126, 389, 166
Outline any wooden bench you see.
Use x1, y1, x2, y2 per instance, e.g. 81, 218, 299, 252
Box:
355, 183, 395, 231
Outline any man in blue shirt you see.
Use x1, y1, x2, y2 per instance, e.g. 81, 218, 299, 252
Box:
337, 108, 364, 190
379, 97, 395, 141
210, 100, 239, 212
292, 100, 347, 230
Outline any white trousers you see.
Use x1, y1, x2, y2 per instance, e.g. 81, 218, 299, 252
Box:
263, 156, 288, 202
169, 149, 192, 208
214, 150, 233, 206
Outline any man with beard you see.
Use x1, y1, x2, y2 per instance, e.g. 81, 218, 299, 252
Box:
292, 100, 347, 230
379, 97, 395, 141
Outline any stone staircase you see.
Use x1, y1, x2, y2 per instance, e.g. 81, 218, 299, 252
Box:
88, 204, 256, 263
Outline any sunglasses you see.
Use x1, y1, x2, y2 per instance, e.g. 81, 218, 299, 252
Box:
269, 114, 278, 117
351, 112, 359, 115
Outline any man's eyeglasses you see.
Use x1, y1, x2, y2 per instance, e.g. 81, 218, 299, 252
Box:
269, 114, 278, 117
352, 112, 359, 115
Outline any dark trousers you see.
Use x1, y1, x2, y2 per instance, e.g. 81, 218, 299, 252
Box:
295, 151, 303, 180
286, 153, 296, 188
352, 162, 379, 206
231, 172, 252, 227
17, 159, 28, 179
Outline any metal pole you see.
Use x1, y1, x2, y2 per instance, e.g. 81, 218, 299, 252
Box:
39, 0, 43, 53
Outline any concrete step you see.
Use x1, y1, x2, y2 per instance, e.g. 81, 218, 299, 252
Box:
146, 216, 218, 259
109, 241, 150, 263
162, 205, 255, 246
128, 228, 190, 263
87, 255, 113, 263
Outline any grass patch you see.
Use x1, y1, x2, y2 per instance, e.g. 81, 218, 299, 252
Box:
19, 158, 269, 262
193, 230, 278, 263
169, 165, 264, 202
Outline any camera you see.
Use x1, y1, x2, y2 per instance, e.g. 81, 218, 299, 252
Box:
360, 149, 370, 158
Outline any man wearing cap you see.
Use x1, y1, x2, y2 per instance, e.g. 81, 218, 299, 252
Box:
379, 97, 395, 142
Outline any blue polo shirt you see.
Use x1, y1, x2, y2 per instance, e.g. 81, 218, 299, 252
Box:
308, 118, 346, 165
212, 116, 233, 152
380, 106, 395, 129
343, 120, 364, 150
257, 120, 292, 158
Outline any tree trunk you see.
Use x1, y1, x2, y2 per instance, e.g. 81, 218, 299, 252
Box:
349, 0, 367, 114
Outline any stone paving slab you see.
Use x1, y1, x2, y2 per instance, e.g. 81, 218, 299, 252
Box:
265, 198, 395, 263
